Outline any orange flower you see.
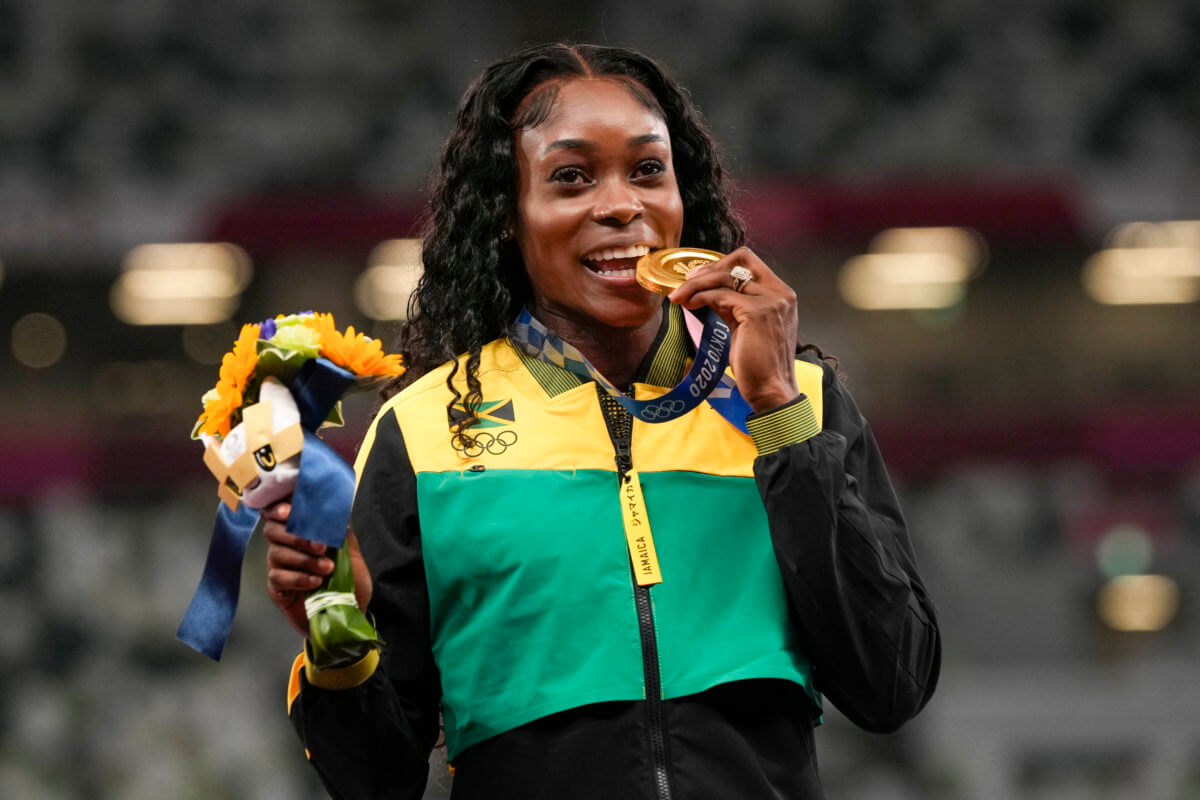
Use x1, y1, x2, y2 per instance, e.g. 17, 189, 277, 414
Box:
305, 313, 405, 377
197, 323, 261, 437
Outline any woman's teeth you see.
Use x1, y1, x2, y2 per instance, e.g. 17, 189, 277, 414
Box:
583, 244, 651, 263
583, 245, 650, 277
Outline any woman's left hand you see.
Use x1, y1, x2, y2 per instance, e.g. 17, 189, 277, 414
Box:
668, 246, 799, 413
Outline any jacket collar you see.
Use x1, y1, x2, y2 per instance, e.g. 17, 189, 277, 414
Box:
509, 302, 691, 398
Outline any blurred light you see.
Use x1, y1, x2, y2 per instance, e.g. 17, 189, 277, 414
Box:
1082, 247, 1200, 305
120, 267, 242, 299
1086, 221, 1200, 305
123, 242, 252, 282
838, 227, 984, 310
839, 253, 968, 310
11, 312, 68, 369
1096, 574, 1180, 632
870, 226, 988, 277
111, 293, 239, 325
182, 322, 237, 365
110, 243, 252, 325
355, 238, 423, 321
1109, 219, 1200, 249
1095, 523, 1154, 578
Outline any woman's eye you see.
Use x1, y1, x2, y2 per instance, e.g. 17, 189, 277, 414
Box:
634, 159, 667, 179
551, 166, 589, 184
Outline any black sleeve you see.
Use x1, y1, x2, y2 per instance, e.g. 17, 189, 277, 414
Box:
754, 358, 941, 733
289, 408, 443, 799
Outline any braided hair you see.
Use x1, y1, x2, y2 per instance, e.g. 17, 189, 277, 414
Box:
381, 43, 746, 433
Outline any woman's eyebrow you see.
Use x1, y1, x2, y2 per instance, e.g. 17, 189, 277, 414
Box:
542, 138, 595, 155
541, 132, 665, 156
627, 133, 665, 147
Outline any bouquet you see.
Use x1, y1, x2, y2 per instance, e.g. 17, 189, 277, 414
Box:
178, 312, 404, 668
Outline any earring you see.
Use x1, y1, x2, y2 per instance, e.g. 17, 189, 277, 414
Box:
499, 228, 513, 241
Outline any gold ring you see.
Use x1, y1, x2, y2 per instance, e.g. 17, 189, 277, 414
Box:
730, 265, 753, 293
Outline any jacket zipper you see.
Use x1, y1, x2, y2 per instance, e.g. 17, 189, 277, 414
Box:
608, 402, 675, 800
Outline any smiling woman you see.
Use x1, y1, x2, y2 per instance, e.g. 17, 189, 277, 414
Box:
262, 42, 940, 800
514, 78, 683, 386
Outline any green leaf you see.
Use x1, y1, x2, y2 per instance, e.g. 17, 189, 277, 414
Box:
255, 343, 314, 384
306, 546, 384, 670
320, 401, 345, 430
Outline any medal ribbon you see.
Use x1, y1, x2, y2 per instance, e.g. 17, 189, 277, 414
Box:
508, 306, 752, 432
177, 357, 358, 660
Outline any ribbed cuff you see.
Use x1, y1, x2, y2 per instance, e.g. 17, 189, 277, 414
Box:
746, 394, 820, 455
303, 643, 381, 690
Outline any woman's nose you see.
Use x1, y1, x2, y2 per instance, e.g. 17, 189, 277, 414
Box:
591, 183, 644, 225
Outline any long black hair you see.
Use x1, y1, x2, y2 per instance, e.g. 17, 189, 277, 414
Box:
382, 43, 746, 431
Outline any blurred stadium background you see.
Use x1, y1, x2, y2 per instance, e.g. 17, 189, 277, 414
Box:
1, 2, 1199, 798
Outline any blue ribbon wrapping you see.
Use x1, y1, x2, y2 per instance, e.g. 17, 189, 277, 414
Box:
509, 305, 752, 433
178, 357, 361, 660
176, 503, 260, 660
288, 429, 355, 548
292, 357, 357, 431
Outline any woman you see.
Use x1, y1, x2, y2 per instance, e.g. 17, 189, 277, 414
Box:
265, 43, 940, 800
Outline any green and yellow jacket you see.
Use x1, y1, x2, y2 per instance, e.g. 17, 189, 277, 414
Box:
287, 306, 941, 800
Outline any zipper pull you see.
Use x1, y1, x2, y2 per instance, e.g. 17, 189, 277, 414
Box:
620, 469, 662, 586
614, 434, 633, 479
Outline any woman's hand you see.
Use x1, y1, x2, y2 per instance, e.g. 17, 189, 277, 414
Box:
668, 246, 800, 413
263, 501, 373, 638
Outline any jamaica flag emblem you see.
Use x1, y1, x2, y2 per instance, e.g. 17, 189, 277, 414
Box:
447, 398, 515, 429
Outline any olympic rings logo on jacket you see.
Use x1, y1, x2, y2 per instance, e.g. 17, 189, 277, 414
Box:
451, 430, 519, 457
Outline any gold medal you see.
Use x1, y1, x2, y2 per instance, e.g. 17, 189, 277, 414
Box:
636, 247, 725, 295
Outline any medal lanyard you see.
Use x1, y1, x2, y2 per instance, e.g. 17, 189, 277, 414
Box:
508, 306, 752, 432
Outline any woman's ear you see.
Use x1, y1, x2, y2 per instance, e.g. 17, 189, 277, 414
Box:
499, 215, 519, 243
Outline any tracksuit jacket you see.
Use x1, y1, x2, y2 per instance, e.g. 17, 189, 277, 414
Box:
286, 306, 941, 799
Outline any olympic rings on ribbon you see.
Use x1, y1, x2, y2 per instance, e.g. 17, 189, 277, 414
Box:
639, 399, 687, 421
451, 429, 519, 457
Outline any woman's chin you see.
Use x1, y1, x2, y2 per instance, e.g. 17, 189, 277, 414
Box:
586, 293, 664, 331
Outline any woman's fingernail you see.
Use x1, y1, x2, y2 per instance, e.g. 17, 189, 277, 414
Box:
319, 558, 334, 572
